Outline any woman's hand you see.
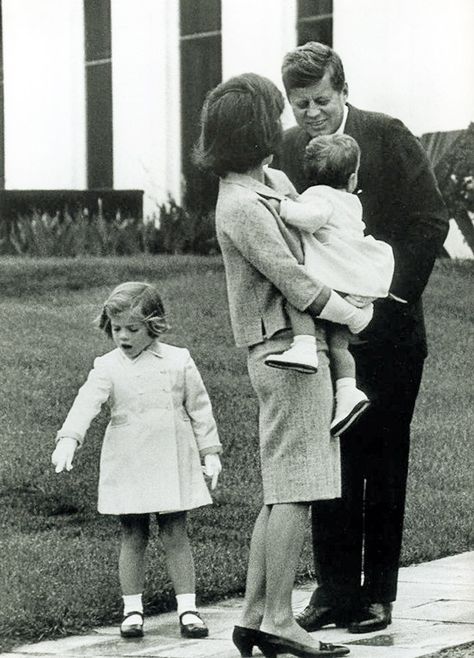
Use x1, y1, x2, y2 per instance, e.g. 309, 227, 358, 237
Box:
51, 437, 78, 473
318, 290, 374, 333
202, 454, 222, 490
347, 303, 374, 334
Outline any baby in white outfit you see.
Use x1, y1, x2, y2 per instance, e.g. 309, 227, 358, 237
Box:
266, 134, 394, 436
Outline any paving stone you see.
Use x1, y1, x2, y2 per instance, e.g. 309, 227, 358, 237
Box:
399, 553, 474, 585
397, 581, 474, 603
398, 599, 474, 624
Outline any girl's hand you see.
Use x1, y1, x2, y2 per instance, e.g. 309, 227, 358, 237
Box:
51, 437, 78, 473
203, 454, 222, 490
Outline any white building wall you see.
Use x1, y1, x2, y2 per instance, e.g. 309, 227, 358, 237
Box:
2, 0, 86, 189
111, 0, 181, 217
1, 1, 470, 205
222, 0, 297, 129
333, 0, 473, 136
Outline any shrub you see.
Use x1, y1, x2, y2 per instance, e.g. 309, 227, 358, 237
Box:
151, 196, 218, 255
6, 210, 145, 257
434, 122, 474, 255
0, 197, 218, 257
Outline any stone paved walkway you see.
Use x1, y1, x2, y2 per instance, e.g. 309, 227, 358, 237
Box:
4, 552, 473, 658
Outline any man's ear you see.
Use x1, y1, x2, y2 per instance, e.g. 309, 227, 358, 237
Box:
347, 171, 358, 193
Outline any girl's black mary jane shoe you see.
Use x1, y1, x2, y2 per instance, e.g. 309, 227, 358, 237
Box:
120, 611, 144, 638
179, 610, 209, 638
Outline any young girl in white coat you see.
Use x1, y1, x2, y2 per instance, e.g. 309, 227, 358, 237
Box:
51, 281, 222, 639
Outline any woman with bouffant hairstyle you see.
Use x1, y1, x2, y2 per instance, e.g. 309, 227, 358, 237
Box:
195, 73, 351, 658
195, 72, 284, 177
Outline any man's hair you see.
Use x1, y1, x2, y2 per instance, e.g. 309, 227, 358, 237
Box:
304, 134, 360, 189
97, 281, 169, 338
282, 41, 346, 94
193, 73, 284, 177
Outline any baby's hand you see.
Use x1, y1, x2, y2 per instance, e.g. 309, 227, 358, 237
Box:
267, 198, 281, 213
51, 437, 78, 473
202, 453, 222, 490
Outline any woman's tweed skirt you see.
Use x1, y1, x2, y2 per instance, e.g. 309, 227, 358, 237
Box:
247, 329, 341, 504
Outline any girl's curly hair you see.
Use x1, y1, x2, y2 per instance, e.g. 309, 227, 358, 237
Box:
96, 282, 169, 338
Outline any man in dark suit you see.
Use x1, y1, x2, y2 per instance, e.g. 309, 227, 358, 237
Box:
278, 42, 449, 633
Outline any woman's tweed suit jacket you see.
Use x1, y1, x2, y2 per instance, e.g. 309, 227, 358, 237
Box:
215, 168, 340, 504
216, 168, 329, 348
57, 341, 221, 515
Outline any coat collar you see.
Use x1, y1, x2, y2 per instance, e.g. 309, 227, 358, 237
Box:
221, 169, 286, 200
146, 339, 164, 358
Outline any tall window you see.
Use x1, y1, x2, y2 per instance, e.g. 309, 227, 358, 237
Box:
0, 1, 4, 189
84, 0, 113, 188
180, 0, 221, 212
297, 0, 333, 47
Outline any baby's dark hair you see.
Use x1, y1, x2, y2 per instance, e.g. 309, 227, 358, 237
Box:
96, 281, 169, 338
304, 134, 360, 189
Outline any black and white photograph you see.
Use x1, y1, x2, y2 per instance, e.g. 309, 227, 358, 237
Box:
0, 1, 472, 657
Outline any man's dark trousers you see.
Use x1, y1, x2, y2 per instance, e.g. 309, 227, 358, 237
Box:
310, 338, 424, 610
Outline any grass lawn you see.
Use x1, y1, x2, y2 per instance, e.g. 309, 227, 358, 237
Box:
0, 255, 472, 651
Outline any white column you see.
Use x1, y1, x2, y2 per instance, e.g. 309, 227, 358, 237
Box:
334, 0, 473, 135
111, 0, 181, 218
222, 0, 297, 129
2, 0, 86, 189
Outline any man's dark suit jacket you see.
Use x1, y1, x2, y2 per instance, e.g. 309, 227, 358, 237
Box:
278, 104, 449, 356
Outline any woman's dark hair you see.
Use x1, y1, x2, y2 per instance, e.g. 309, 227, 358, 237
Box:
96, 281, 169, 338
282, 42, 346, 94
193, 73, 285, 177
304, 134, 360, 189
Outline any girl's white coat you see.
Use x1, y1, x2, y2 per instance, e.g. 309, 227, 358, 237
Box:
57, 341, 221, 514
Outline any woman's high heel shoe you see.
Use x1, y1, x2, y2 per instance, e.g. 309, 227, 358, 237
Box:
259, 631, 350, 657
232, 625, 277, 657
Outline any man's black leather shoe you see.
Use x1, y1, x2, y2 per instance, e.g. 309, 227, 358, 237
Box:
348, 603, 392, 633
295, 605, 350, 632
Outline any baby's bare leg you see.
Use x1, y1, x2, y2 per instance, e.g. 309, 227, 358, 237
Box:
328, 326, 370, 437
265, 302, 318, 373
327, 325, 355, 379
286, 302, 316, 338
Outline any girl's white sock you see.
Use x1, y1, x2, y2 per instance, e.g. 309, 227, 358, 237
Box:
122, 593, 143, 616
177, 593, 205, 625
176, 592, 197, 614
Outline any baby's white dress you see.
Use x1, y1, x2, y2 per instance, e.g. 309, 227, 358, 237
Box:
281, 185, 394, 297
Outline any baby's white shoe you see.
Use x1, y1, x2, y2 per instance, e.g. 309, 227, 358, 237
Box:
265, 340, 318, 374
331, 386, 370, 437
